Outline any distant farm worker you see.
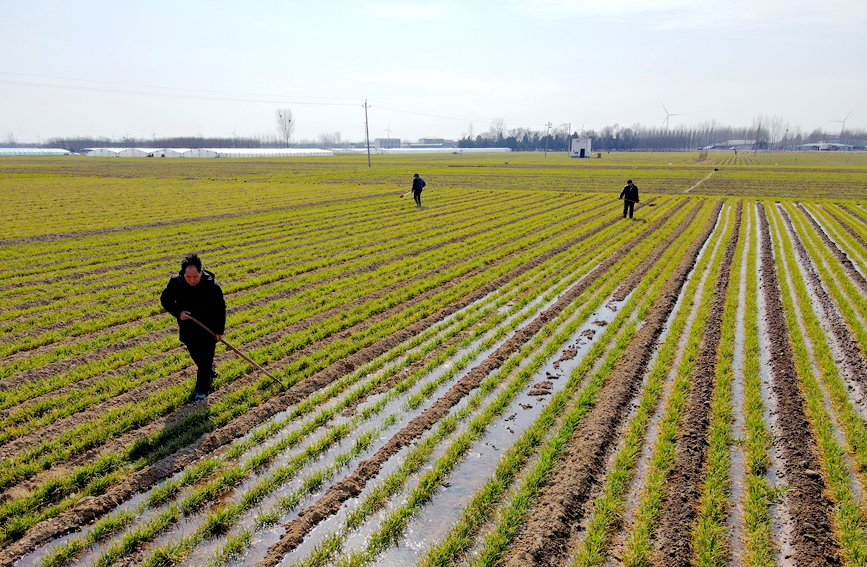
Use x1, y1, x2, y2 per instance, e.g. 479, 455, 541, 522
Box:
619, 179, 639, 219
411, 173, 426, 208
160, 253, 226, 401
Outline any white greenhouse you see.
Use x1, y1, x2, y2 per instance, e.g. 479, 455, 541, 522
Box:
85, 148, 120, 157
150, 148, 188, 158
116, 148, 149, 157
0, 148, 70, 156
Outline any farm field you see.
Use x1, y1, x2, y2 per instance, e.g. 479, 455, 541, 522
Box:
2, 152, 867, 567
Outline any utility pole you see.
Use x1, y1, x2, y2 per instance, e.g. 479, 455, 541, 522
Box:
363, 100, 372, 167
544, 122, 552, 157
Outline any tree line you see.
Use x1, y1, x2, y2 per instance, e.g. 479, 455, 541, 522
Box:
459, 117, 867, 151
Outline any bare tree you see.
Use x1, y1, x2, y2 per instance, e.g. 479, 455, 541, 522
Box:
275, 108, 295, 147
490, 118, 506, 140
4, 132, 16, 146
464, 122, 475, 141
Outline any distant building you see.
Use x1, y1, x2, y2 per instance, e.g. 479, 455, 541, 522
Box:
797, 142, 854, 151
411, 137, 457, 148
724, 140, 756, 150
570, 137, 592, 158
374, 138, 401, 149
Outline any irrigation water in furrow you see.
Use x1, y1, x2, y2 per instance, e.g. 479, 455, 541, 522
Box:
757, 202, 839, 567
5, 197, 636, 564
725, 202, 752, 565
501, 201, 723, 567
252, 201, 682, 566
596, 204, 723, 567
18, 253, 568, 567
776, 205, 866, 497
653, 202, 741, 566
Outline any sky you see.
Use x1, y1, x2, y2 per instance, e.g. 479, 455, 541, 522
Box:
1, 0, 865, 144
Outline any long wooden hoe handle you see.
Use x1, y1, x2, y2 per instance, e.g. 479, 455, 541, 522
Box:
186, 315, 284, 388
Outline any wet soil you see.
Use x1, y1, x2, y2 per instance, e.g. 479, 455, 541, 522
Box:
500, 201, 724, 567
612, 201, 701, 301
254, 200, 676, 566
0, 198, 643, 566
756, 203, 839, 567
653, 202, 742, 566
0, 198, 596, 459
811, 205, 867, 290
787, 206, 867, 388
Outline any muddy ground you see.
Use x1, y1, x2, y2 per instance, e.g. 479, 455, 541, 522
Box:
757, 202, 839, 567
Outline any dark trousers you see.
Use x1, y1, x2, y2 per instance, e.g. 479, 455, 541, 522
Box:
623, 201, 635, 218
413, 190, 422, 207
183, 338, 216, 394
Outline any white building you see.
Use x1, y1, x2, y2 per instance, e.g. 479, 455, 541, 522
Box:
374, 138, 401, 149
570, 137, 592, 158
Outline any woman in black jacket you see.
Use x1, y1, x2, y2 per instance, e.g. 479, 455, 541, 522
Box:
160, 253, 226, 400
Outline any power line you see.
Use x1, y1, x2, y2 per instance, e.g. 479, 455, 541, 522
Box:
0, 71, 358, 103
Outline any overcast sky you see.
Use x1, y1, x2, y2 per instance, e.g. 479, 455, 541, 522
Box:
1, 0, 865, 144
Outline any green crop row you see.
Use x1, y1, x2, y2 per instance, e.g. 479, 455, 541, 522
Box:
100, 195, 666, 566
767, 203, 867, 566
619, 203, 737, 567
5, 195, 664, 544
420, 200, 708, 567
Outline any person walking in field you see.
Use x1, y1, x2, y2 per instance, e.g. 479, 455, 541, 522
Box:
619, 179, 639, 219
160, 253, 226, 401
411, 173, 426, 208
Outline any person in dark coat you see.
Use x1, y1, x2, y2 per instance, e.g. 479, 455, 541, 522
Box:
619, 179, 639, 219
411, 173, 426, 208
160, 253, 226, 401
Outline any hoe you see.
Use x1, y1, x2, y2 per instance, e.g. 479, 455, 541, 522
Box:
186, 315, 285, 388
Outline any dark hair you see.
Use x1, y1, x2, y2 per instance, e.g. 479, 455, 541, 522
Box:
627, 179, 633, 183
413, 173, 419, 177
181, 253, 202, 273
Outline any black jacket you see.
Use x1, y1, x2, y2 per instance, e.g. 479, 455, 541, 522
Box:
412, 176, 426, 192
620, 184, 639, 202
160, 269, 226, 343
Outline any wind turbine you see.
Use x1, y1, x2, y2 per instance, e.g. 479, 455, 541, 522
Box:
661, 104, 682, 129
381, 122, 394, 139
831, 110, 853, 137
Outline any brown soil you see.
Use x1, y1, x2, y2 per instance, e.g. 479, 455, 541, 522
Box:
528, 381, 554, 396
0, 195, 575, 413
0, 199, 597, 464
0, 197, 645, 566
612, 201, 702, 301
782, 206, 867, 392
653, 202, 742, 566
253, 200, 677, 567
816, 205, 867, 289
756, 202, 839, 567
501, 200, 723, 567
836, 203, 867, 229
